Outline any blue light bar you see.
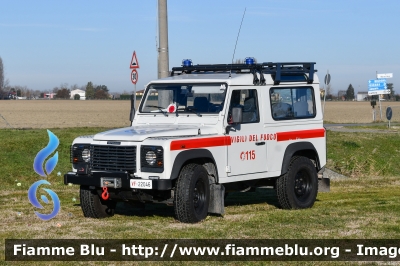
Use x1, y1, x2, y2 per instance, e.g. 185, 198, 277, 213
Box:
182, 59, 193, 67
245, 57, 255, 65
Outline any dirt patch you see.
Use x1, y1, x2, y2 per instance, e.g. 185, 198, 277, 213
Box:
0, 100, 134, 129
323, 101, 400, 123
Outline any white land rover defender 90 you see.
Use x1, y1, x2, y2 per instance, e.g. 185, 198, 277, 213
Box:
64, 59, 329, 223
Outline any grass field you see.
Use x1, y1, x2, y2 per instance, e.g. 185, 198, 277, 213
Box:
1, 127, 400, 265
1, 100, 400, 265
1, 100, 400, 129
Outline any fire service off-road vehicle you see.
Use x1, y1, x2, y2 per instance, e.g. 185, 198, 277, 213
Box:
64, 58, 329, 223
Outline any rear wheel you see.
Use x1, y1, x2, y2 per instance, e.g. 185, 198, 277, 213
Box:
80, 186, 116, 218
174, 164, 210, 223
276, 156, 318, 209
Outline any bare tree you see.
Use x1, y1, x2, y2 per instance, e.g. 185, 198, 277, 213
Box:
0, 57, 4, 91
56, 88, 70, 99
326, 84, 333, 98
94, 89, 109, 99
0, 57, 4, 98
70, 84, 79, 91
60, 83, 69, 90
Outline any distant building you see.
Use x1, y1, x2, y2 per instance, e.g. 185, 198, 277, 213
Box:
44, 93, 55, 99
70, 89, 86, 100
357, 91, 368, 101
320, 88, 325, 99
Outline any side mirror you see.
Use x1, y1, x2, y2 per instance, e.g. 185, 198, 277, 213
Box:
230, 107, 243, 124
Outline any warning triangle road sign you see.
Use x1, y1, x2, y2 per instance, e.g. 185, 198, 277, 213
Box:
130, 51, 139, 69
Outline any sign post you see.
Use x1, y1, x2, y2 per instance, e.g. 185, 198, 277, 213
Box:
322, 70, 330, 117
368, 78, 388, 121
377, 73, 393, 79
386, 106, 392, 128
130, 51, 140, 109
369, 72, 393, 121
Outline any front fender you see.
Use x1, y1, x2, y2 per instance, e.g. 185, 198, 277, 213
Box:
170, 149, 217, 180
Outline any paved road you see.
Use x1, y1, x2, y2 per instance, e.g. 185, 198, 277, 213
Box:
324, 123, 399, 133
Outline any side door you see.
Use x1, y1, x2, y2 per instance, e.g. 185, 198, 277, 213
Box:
226, 88, 268, 177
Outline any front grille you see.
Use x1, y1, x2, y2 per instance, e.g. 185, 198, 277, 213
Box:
90, 145, 136, 174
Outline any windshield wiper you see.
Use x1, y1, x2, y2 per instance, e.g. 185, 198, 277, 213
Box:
185, 107, 202, 117
146, 105, 168, 116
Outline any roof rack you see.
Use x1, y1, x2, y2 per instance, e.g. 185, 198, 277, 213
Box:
171, 62, 317, 85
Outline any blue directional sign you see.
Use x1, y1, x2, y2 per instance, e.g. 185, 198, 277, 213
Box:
368, 79, 389, 95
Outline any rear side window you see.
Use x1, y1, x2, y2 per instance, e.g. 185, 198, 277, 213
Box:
270, 87, 315, 120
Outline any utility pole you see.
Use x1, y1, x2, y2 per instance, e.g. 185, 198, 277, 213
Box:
376, 70, 382, 120
157, 0, 171, 107
158, 0, 169, 79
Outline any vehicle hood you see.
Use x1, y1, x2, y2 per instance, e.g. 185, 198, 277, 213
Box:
93, 125, 218, 141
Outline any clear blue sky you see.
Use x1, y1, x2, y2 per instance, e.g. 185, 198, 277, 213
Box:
1, 0, 399, 94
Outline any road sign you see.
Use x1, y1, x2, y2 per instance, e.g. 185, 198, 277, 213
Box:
131, 69, 138, 84
368, 79, 389, 95
386, 107, 392, 121
324, 73, 331, 85
377, 73, 393, 79
130, 51, 140, 69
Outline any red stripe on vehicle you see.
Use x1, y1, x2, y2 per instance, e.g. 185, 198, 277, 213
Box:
276, 128, 325, 142
170, 136, 231, 151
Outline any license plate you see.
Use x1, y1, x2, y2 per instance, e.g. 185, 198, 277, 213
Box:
130, 179, 152, 189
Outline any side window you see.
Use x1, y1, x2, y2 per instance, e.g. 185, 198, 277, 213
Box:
228, 89, 259, 124
270, 87, 315, 120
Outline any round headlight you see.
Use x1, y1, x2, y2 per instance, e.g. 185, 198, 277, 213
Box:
82, 148, 91, 162
145, 151, 157, 165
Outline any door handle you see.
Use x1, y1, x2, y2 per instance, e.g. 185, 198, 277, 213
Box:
255, 142, 265, 146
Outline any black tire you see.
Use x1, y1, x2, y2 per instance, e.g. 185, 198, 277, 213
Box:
276, 156, 318, 209
174, 164, 210, 223
80, 186, 116, 218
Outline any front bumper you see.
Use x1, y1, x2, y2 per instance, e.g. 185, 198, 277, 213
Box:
64, 171, 173, 191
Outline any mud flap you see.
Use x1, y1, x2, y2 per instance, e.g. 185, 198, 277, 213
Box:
318, 167, 330, 192
318, 178, 330, 192
208, 184, 225, 215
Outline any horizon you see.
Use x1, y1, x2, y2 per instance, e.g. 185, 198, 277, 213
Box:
1, 0, 399, 95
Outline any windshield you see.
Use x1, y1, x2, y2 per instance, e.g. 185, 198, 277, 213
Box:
140, 83, 227, 115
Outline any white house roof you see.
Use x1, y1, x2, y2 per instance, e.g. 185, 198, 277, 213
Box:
70, 89, 85, 94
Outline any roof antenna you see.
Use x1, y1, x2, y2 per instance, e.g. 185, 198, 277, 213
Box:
230, 7, 246, 78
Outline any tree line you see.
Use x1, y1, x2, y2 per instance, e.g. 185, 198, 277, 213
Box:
0, 56, 114, 100
323, 83, 398, 101
53, 82, 110, 100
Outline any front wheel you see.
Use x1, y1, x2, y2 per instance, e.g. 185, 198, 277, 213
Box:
80, 186, 116, 218
174, 164, 210, 223
276, 156, 318, 209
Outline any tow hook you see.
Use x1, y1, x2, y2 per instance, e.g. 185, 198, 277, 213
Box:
101, 186, 109, 200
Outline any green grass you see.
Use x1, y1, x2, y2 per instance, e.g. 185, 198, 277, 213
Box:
1, 128, 400, 265
326, 130, 400, 177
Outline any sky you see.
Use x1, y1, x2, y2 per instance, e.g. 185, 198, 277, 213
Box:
1, 0, 399, 94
